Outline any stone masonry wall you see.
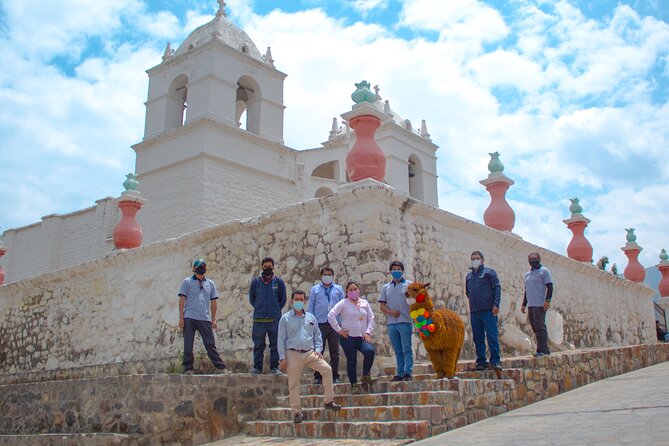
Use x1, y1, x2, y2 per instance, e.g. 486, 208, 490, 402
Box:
0, 180, 655, 375
0, 373, 287, 445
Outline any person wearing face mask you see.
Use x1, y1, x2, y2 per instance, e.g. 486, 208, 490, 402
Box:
249, 256, 287, 374
278, 290, 342, 424
178, 259, 228, 374
521, 252, 554, 357
465, 251, 502, 372
308, 266, 345, 384
327, 280, 376, 393
379, 260, 414, 381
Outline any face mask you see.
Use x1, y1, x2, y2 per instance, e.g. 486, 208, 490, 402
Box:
347, 290, 360, 301
391, 270, 403, 280
262, 267, 273, 276
470, 259, 481, 270
194, 266, 206, 275
529, 259, 540, 269
293, 301, 305, 312
322, 275, 333, 285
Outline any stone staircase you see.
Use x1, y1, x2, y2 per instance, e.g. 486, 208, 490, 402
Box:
2, 345, 669, 445
244, 360, 519, 442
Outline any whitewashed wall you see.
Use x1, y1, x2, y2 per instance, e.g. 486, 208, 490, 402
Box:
0, 181, 655, 374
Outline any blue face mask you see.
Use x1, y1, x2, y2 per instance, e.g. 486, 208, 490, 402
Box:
391, 270, 403, 280
293, 301, 305, 311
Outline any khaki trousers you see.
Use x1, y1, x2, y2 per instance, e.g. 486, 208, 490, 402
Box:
287, 349, 334, 414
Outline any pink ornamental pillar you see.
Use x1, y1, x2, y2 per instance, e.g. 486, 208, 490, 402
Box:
0, 246, 5, 286
658, 249, 669, 297
655, 250, 669, 330
562, 198, 593, 262
479, 152, 515, 232
621, 228, 645, 283
342, 81, 386, 182
113, 174, 147, 250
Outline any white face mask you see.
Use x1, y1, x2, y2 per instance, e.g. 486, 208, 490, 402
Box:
471, 259, 482, 269
322, 275, 333, 285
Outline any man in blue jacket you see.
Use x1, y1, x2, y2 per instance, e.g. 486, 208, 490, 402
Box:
249, 256, 287, 374
465, 250, 502, 372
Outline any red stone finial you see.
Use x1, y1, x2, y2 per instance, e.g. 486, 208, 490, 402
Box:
658, 250, 669, 297
621, 233, 645, 283
341, 102, 386, 182
563, 199, 593, 262
113, 190, 147, 250
0, 247, 5, 286
479, 153, 515, 232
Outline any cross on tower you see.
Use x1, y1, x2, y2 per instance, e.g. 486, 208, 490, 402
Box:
373, 85, 381, 99
217, 0, 227, 16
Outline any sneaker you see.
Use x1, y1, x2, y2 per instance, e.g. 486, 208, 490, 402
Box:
361, 375, 376, 384
324, 401, 341, 411
270, 368, 282, 375
474, 363, 488, 371
533, 352, 547, 358
391, 375, 403, 382
314, 377, 323, 385
293, 412, 303, 424
333, 378, 341, 384
213, 367, 231, 375
250, 367, 262, 374
184, 369, 194, 375
351, 383, 362, 394
403, 374, 413, 381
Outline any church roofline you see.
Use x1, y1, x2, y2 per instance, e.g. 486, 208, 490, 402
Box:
146, 38, 287, 79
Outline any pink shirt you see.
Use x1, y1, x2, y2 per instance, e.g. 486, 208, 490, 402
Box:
328, 298, 375, 337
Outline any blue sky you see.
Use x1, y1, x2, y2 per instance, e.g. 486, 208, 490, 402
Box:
0, 0, 668, 270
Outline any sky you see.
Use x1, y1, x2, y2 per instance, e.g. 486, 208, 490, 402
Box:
0, 0, 668, 271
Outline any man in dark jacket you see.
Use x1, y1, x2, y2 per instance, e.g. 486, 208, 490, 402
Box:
249, 256, 287, 374
465, 250, 502, 372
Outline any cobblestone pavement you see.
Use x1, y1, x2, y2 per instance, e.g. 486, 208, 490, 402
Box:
415, 361, 669, 446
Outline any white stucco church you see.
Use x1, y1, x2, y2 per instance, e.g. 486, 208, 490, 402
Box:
0, 1, 438, 283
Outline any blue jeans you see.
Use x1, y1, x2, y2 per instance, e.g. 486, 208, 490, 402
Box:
183, 318, 226, 370
387, 322, 413, 377
339, 336, 375, 384
252, 320, 279, 370
470, 309, 500, 367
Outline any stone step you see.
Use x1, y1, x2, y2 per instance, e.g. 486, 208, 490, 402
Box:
203, 433, 413, 445
277, 390, 458, 408
0, 433, 138, 446
289, 376, 516, 400
260, 404, 446, 424
246, 419, 431, 441
384, 358, 535, 376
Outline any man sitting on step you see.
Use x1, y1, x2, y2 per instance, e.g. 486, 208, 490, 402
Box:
278, 290, 342, 424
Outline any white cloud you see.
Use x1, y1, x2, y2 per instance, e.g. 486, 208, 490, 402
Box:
399, 0, 509, 44
347, 0, 389, 15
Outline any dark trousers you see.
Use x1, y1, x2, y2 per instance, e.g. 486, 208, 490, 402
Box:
528, 306, 550, 354
252, 320, 279, 370
183, 318, 226, 370
314, 322, 341, 380
471, 309, 501, 366
340, 336, 375, 384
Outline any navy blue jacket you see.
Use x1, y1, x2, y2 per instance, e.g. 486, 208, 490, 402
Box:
465, 266, 501, 312
249, 275, 287, 320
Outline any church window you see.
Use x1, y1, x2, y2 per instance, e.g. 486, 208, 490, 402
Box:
311, 160, 339, 180
235, 76, 261, 133
408, 155, 424, 200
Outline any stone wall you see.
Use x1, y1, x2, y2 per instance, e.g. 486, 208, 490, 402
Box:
0, 180, 655, 375
1, 198, 118, 284
0, 373, 287, 445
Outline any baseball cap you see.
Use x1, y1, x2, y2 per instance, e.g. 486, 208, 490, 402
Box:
192, 259, 207, 268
